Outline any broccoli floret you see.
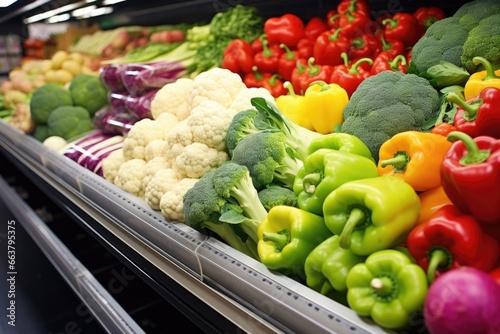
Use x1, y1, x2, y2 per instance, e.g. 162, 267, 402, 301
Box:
46, 106, 94, 140
461, 14, 500, 73
212, 162, 268, 243
226, 97, 322, 160
453, 0, 500, 31
30, 83, 73, 124
231, 131, 304, 190
69, 74, 108, 117
340, 71, 440, 162
258, 185, 298, 211
183, 171, 258, 259
411, 17, 469, 73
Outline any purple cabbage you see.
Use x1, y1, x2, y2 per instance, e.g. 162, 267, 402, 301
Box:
124, 88, 158, 119
100, 64, 125, 92
108, 91, 129, 114
93, 107, 139, 136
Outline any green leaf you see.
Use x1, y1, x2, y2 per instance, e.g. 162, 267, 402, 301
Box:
426, 61, 470, 88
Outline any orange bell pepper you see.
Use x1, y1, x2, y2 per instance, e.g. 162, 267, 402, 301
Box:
377, 131, 452, 192
417, 186, 452, 223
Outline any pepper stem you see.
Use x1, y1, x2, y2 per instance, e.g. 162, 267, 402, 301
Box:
283, 81, 296, 96
473, 56, 500, 81
426, 249, 450, 283
380, 151, 410, 173
446, 92, 480, 121
307, 57, 321, 76
349, 57, 373, 74
447, 131, 490, 165
303, 172, 322, 194
339, 208, 365, 249
370, 277, 394, 297
262, 230, 290, 252
382, 18, 398, 30
389, 55, 407, 71
280, 43, 296, 60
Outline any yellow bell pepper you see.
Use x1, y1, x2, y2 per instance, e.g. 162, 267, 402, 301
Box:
275, 81, 305, 126
464, 56, 500, 100
417, 186, 452, 223
377, 131, 452, 192
302, 81, 349, 134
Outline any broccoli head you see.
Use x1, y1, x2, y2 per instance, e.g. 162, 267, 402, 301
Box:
231, 131, 303, 190
453, 0, 500, 31
461, 14, 500, 73
46, 105, 94, 140
340, 71, 440, 162
226, 98, 321, 160
411, 17, 469, 73
30, 83, 73, 124
69, 74, 108, 117
258, 185, 298, 211
183, 171, 258, 259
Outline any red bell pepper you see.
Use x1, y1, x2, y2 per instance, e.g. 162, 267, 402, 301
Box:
370, 51, 407, 75
243, 66, 271, 88
296, 38, 314, 59
338, 10, 372, 38
337, 0, 371, 17
278, 44, 299, 81
290, 58, 307, 94
347, 33, 382, 59
413, 6, 446, 30
253, 35, 284, 74
407, 204, 500, 283
313, 28, 350, 66
441, 131, 500, 224
326, 9, 341, 29
329, 52, 373, 97
293, 57, 334, 94
490, 267, 500, 285
264, 13, 305, 47
222, 39, 255, 76
379, 34, 406, 56
448, 87, 500, 139
262, 74, 288, 98
251, 35, 263, 54
304, 16, 329, 41
382, 12, 421, 47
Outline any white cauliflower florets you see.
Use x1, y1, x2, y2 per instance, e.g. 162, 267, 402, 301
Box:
144, 168, 180, 210
154, 112, 180, 140
122, 119, 165, 160
160, 178, 199, 222
102, 149, 126, 183
142, 156, 170, 190
150, 78, 194, 121
188, 68, 246, 109
229, 87, 275, 114
114, 158, 147, 199
144, 140, 169, 162
173, 142, 229, 179
186, 100, 235, 151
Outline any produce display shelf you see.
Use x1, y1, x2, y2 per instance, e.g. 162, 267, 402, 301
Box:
0, 120, 390, 334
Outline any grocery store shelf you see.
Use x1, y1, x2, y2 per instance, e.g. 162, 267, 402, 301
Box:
0, 121, 389, 334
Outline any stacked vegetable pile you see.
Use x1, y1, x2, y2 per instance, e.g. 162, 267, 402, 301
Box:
221, 0, 445, 99
14, 0, 500, 332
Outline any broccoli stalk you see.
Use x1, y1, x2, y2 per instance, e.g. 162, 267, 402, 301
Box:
231, 131, 304, 190
212, 162, 268, 244
226, 98, 322, 160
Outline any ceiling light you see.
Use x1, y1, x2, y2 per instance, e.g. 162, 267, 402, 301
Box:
88, 6, 113, 17
46, 13, 70, 23
102, 0, 125, 5
72, 5, 96, 17
24, 2, 81, 24
0, 0, 17, 7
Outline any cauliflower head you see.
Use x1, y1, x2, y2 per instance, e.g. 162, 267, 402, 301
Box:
186, 100, 235, 151
144, 139, 169, 162
102, 149, 125, 183
142, 156, 170, 190
144, 168, 180, 210
160, 177, 199, 222
154, 112, 180, 140
114, 158, 147, 199
188, 68, 246, 109
150, 78, 194, 121
122, 118, 165, 160
229, 87, 275, 114
173, 142, 229, 179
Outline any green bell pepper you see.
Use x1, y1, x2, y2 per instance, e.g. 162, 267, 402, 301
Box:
323, 176, 421, 256
293, 149, 378, 216
346, 249, 428, 330
304, 235, 365, 302
257, 205, 332, 279
306, 132, 375, 162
